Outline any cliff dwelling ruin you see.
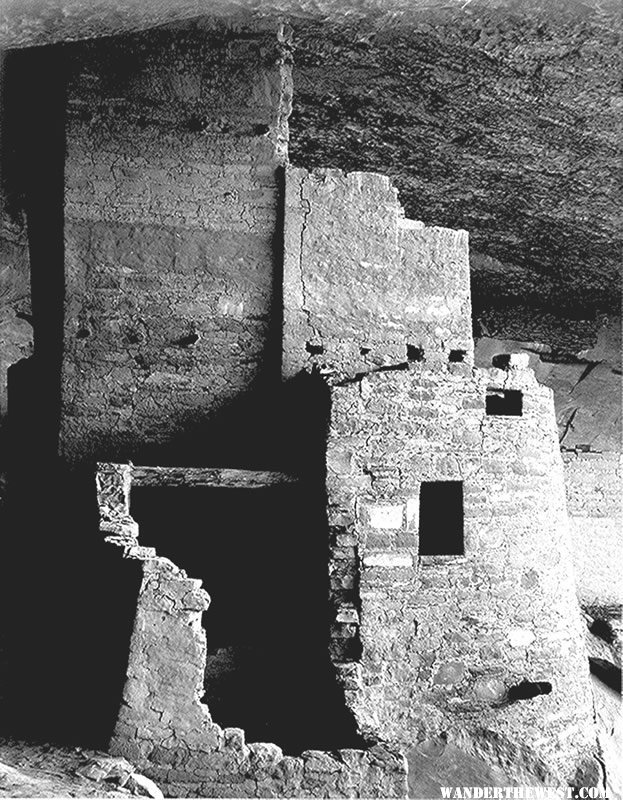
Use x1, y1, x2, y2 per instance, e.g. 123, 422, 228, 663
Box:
0, 1, 621, 798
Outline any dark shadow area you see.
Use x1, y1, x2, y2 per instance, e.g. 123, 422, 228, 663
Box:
1, 45, 143, 750
589, 658, 621, 694
407, 345, 425, 362
491, 354, 512, 370
486, 388, 523, 417
0, 32, 360, 757
507, 681, 552, 703
129, 373, 364, 755
4, 359, 144, 748
587, 614, 619, 647
2, 45, 65, 460
418, 481, 464, 556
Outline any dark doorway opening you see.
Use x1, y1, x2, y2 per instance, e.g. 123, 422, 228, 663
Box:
418, 481, 464, 556
130, 480, 362, 753
486, 389, 523, 416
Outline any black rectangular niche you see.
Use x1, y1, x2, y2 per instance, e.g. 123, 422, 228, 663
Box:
418, 480, 464, 556
486, 388, 523, 416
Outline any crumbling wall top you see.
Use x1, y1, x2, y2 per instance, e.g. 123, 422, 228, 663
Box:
283, 166, 473, 380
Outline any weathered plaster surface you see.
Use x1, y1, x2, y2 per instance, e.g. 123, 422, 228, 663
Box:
60, 20, 292, 463
283, 168, 472, 379
564, 452, 622, 610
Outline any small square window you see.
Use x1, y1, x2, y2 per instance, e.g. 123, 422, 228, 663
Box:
407, 345, 424, 362
486, 389, 522, 416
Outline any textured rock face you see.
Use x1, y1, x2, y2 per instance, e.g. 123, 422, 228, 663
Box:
585, 617, 621, 800
0, 0, 619, 50
60, 20, 291, 464
0, 165, 33, 501
288, 4, 622, 349
2, 1, 620, 353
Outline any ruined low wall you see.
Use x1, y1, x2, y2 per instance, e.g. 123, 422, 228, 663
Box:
96, 463, 408, 798
283, 168, 473, 379
563, 451, 622, 610
325, 358, 599, 786
61, 21, 291, 464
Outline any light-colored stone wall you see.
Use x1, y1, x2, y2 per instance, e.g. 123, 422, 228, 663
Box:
281, 168, 599, 786
563, 451, 622, 609
325, 361, 598, 784
60, 20, 292, 463
96, 463, 408, 798
283, 168, 473, 380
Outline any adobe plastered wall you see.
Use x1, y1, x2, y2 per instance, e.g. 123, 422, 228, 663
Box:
283, 167, 473, 379
282, 170, 599, 785
95, 464, 408, 798
563, 451, 622, 610
61, 20, 291, 463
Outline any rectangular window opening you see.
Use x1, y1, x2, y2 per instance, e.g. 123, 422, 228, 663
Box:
306, 341, 324, 355
486, 388, 523, 416
418, 480, 464, 556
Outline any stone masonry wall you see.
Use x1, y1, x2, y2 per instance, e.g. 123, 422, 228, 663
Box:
61, 20, 292, 463
563, 451, 622, 610
280, 168, 598, 785
283, 168, 473, 380
96, 464, 408, 798
325, 358, 598, 785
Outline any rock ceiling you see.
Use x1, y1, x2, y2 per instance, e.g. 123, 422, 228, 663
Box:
1, 0, 621, 350
288, 5, 621, 349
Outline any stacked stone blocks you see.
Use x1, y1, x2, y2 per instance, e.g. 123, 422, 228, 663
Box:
95, 463, 408, 798
282, 168, 599, 785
